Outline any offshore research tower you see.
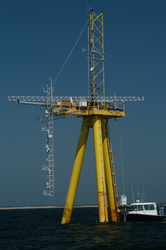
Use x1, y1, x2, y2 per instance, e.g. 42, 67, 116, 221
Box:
62, 9, 124, 224
8, 8, 144, 224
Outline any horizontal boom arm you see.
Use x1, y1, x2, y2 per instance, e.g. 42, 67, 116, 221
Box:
8, 95, 144, 103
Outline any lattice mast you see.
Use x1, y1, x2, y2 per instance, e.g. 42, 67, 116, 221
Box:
89, 10, 105, 98
89, 8, 119, 214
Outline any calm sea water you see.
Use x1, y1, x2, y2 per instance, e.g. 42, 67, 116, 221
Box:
0, 207, 166, 249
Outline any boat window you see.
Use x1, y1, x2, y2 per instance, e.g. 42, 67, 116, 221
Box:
150, 204, 155, 210
138, 205, 143, 210
128, 205, 134, 211
144, 204, 155, 210
144, 205, 150, 210
134, 205, 138, 210
130, 205, 134, 211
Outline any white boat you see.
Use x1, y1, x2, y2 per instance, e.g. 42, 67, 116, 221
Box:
126, 201, 166, 222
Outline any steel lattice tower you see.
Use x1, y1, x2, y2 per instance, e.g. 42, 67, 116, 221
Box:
8, 8, 144, 224
61, 10, 120, 224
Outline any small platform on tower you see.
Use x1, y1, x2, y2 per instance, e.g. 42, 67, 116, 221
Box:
53, 98, 125, 118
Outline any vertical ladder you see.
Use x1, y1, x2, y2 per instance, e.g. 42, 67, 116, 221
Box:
106, 120, 119, 208
42, 78, 54, 196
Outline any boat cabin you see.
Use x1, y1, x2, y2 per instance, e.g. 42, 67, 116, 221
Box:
127, 202, 158, 216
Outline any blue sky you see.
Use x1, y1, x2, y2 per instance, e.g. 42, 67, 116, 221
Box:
0, 0, 166, 207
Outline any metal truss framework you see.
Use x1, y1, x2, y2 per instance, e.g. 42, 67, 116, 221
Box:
43, 79, 54, 196
8, 8, 144, 224
89, 10, 105, 98
40, 79, 54, 196
8, 95, 144, 199
8, 95, 144, 103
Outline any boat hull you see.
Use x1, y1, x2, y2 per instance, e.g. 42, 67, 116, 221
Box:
126, 213, 166, 222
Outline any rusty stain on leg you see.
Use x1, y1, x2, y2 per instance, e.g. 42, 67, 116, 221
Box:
98, 191, 107, 222
61, 207, 72, 224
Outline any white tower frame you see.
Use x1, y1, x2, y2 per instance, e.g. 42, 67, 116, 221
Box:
42, 78, 54, 196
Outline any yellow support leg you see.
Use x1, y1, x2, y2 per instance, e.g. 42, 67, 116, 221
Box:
61, 118, 89, 224
101, 117, 118, 222
93, 116, 108, 222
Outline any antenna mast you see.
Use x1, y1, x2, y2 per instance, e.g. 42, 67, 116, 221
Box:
87, 1, 91, 97
42, 78, 54, 196
89, 9, 105, 98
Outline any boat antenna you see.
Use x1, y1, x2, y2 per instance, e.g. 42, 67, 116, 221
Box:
137, 183, 144, 202
137, 183, 140, 198
131, 182, 135, 203
142, 186, 145, 202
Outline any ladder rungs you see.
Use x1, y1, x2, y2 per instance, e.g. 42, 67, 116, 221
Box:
106, 120, 119, 208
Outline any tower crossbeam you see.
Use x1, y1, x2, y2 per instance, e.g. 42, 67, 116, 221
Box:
8, 95, 144, 103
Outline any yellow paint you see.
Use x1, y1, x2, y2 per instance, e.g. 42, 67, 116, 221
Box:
93, 115, 108, 222
61, 10, 122, 224
102, 117, 118, 222
61, 118, 89, 224
53, 99, 125, 118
